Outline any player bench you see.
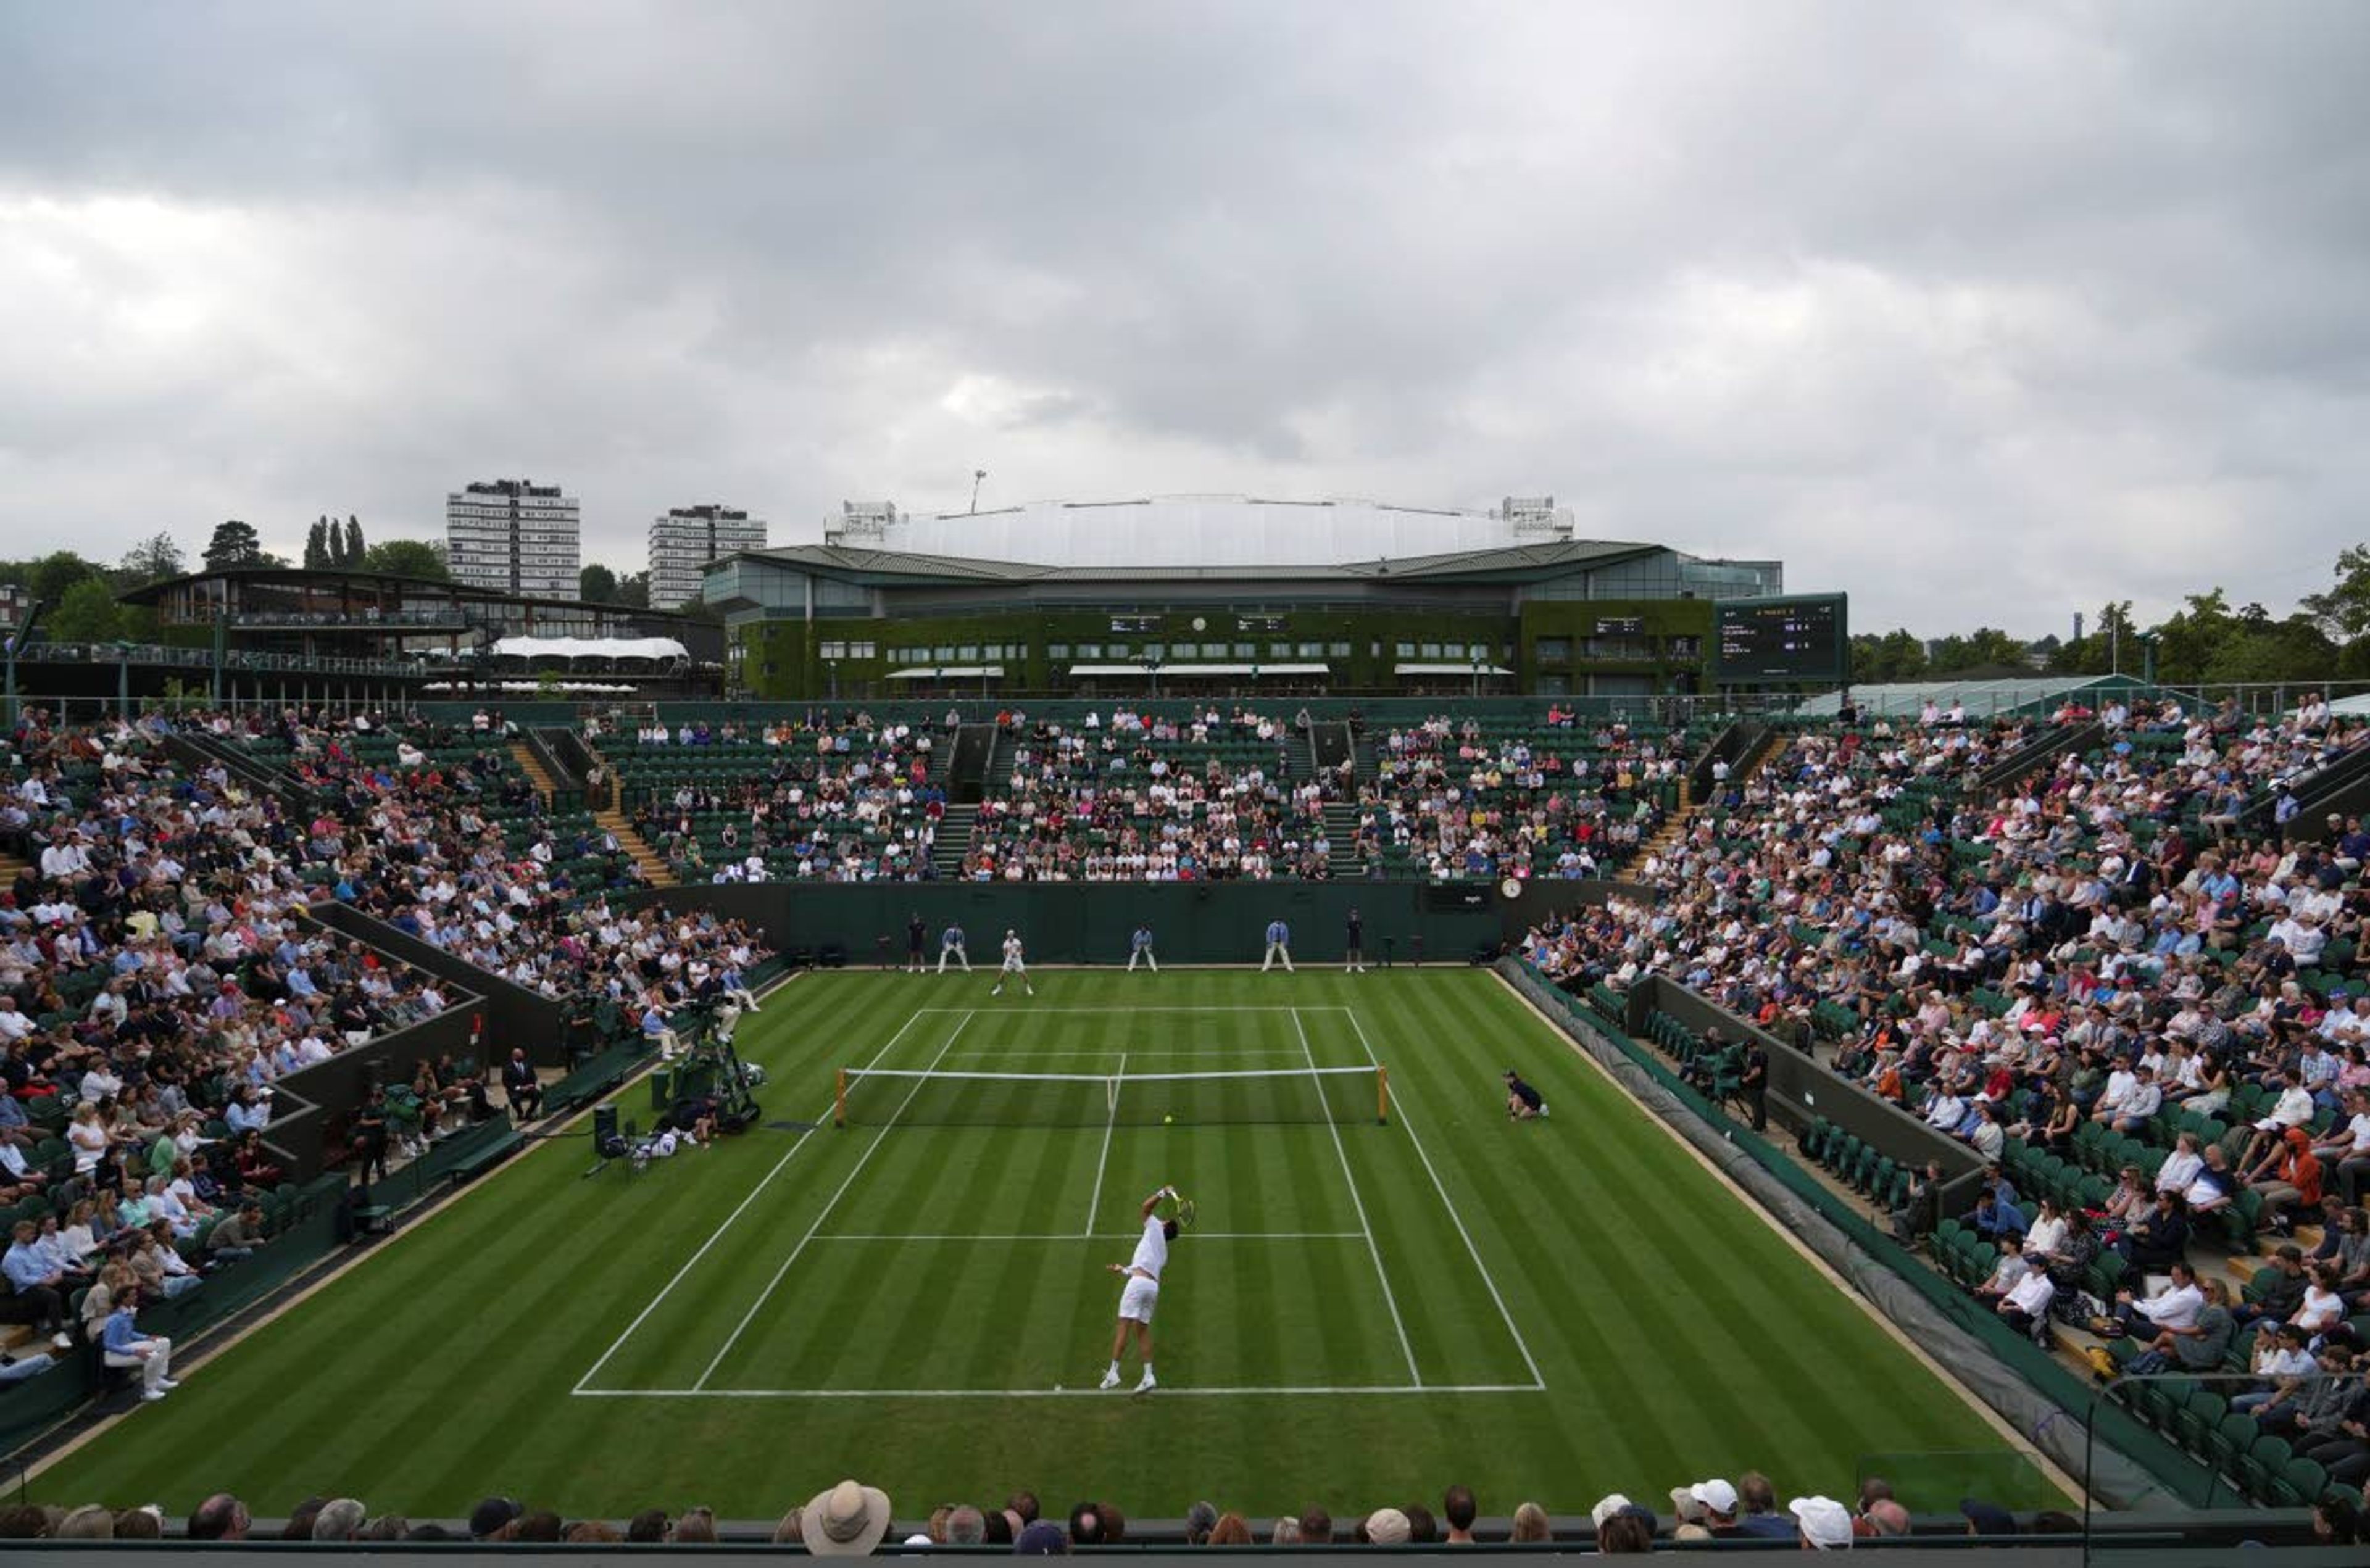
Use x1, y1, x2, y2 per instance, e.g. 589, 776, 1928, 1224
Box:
448, 1129, 528, 1190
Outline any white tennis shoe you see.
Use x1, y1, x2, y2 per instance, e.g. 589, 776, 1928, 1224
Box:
1099, 1369, 1121, 1390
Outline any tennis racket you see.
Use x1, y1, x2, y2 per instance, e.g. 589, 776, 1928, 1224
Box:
1171, 1195, 1198, 1232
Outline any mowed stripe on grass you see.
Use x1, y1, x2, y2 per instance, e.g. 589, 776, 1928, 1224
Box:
35, 969, 2040, 1518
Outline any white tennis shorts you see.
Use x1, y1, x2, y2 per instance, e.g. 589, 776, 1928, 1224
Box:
1002, 955, 1027, 973
1117, 1274, 1160, 1324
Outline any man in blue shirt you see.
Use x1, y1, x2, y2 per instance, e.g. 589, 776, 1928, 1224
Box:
1262, 919, 1294, 973
2, 1220, 74, 1351
938, 923, 971, 974
101, 1287, 179, 1401
641, 996, 680, 1063
1128, 925, 1157, 973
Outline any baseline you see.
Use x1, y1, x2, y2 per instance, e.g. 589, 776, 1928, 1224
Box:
576, 1382, 1544, 1400
1291, 1006, 1420, 1387
809, 1231, 1363, 1242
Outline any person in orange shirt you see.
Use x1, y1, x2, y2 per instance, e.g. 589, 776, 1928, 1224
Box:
2253, 1126, 2324, 1235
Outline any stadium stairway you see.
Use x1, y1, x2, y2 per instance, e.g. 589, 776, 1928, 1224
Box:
0, 845, 27, 886
1321, 802, 1360, 857
931, 803, 976, 877
509, 740, 557, 804
1634, 778, 1695, 860
594, 808, 676, 886
1311, 719, 1353, 778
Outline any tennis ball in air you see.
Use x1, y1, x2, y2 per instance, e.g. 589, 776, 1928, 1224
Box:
1163, 1113, 1174, 1125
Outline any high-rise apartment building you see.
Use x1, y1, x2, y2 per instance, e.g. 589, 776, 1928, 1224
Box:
649, 504, 767, 610
445, 479, 581, 598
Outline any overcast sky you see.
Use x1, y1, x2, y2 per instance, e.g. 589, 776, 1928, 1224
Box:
3, 1, 2364, 635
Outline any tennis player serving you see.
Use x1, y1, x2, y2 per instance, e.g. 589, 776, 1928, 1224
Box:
1100, 1184, 1187, 1392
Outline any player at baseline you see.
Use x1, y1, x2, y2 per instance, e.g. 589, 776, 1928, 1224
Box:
1128, 923, 1158, 972
1100, 1185, 1183, 1393
991, 929, 1035, 997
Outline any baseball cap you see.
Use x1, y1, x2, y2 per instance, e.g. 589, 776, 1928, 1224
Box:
1364, 1508, 1411, 1546
468, 1498, 521, 1540
1689, 1479, 1739, 1515
1013, 1521, 1069, 1555
1589, 1495, 1632, 1529
1789, 1496, 1853, 1550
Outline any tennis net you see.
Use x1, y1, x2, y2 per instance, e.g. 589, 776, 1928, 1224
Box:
833, 1064, 1389, 1128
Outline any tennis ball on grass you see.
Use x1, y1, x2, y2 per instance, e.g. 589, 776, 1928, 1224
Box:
1163, 1113, 1174, 1125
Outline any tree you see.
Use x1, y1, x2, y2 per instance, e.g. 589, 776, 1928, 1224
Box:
48, 578, 125, 642
359, 539, 451, 580
1848, 628, 1927, 685
4, 551, 110, 605
615, 571, 650, 610
344, 515, 364, 565
117, 533, 188, 587
202, 520, 269, 574
2301, 544, 2370, 643
579, 563, 620, 604
304, 516, 331, 570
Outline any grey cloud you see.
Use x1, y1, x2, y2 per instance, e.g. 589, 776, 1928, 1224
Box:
0, 0, 2364, 636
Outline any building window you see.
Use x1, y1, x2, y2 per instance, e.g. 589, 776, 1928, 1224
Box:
1468, 643, 1490, 661
1233, 642, 1255, 659
1049, 644, 1071, 660
957, 645, 979, 661
1144, 642, 1164, 660
1395, 642, 1415, 658
1297, 642, 1323, 659
852, 642, 875, 660
1109, 642, 1131, 658
1420, 642, 1442, 659
933, 645, 954, 661
1077, 644, 1102, 660
818, 641, 847, 660
1536, 637, 1573, 665
1332, 642, 1352, 658
1666, 635, 1702, 657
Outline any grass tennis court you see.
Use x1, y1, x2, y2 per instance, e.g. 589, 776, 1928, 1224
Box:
36, 969, 2063, 1518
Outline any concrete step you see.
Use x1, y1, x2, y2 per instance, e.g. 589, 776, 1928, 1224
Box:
509, 742, 557, 803
594, 810, 676, 887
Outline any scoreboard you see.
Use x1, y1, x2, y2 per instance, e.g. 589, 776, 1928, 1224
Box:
1714, 594, 1848, 684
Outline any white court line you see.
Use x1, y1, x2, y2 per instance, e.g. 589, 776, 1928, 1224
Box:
1292, 1006, 1420, 1387
576, 1383, 1544, 1400
810, 1231, 1364, 1242
1083, 1050, 1126, 1234
905, 1006, 1319, 1014
1342, 1008, 1545, 1390
691, 1012, 975, 1390
573, 989, 916, 1395
944, 1047, 1308, 1058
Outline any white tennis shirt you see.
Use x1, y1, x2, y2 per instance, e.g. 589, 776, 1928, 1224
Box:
1128, 1214, 1169, 1281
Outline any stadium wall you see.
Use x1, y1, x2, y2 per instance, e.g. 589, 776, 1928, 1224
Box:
613, 881, 1511, 968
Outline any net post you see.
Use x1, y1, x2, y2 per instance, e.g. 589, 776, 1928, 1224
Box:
834, 1068, 846, 1129
1378, 1064, 1389, 1126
